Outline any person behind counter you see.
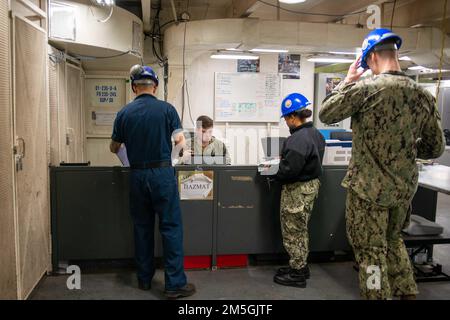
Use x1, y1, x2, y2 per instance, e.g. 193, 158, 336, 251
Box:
273, 93, 325, 289
109, 65, 195, 299
180, 115, 231, 165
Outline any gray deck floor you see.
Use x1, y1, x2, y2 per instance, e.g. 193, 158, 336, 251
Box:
30, 194, 450, 300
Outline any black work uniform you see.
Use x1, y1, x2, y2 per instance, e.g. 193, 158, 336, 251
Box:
275, 121, 326, 270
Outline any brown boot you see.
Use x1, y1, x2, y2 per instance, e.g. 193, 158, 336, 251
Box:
164, 283, 196, 299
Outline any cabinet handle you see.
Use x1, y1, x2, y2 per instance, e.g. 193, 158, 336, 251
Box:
17, 137, 25, 158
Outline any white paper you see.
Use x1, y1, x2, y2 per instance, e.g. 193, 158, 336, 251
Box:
258, 159, 280, 176
180, 174, 213, 200
117, 145, 129, 167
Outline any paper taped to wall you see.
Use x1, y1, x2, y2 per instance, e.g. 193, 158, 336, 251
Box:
214, 72, 281, 122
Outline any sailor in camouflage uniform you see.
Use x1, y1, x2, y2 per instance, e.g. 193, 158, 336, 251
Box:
180, 115, 231, 165
319, 29, 445, 299
273, 93, 325, 288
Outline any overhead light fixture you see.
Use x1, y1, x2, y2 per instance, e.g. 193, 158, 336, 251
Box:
399, 56, 412, 61
226, 48, 240, 51
94, 0, 115, 6
408, 66, 426, 71
250, 48, 289, 53
408, 65, 450, 73
279, 0, 307, 3
211, 52, 259, 60
308, 57, 354, 63
329, 51, 358, 56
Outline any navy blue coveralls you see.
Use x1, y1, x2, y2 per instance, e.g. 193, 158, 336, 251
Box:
112, 93, 186, 290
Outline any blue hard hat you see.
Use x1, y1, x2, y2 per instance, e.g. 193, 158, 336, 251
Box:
361, 28, 402, 69
129, 65, 159, 86
281, 93, 311, 118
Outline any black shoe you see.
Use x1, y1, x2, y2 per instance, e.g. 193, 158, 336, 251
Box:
276, 265, 310, 279
164, 283, 196, 299
138, 280, 151, 291
274, 270, 307, 288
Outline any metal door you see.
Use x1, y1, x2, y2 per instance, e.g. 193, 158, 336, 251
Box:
12, 15, 50, 299
0, 0, 17, 299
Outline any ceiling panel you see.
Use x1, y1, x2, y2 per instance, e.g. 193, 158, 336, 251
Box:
250, 0, 385, 23
161, 0, 233, 9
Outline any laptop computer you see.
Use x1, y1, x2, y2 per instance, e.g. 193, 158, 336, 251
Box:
261, 137, 286, 159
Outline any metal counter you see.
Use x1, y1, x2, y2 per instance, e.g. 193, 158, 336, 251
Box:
50, 165, 436, 270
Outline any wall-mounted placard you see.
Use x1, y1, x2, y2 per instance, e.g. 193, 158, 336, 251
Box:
178, 171, 214, 200
94, 111, 117, 126
86, 79, 125, 108
237, 59, 260, 73
278, 54, 301, 79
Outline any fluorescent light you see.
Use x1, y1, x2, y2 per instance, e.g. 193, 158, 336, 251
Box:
95, 0, 114, 6
408, 65, 425, 71
329, 51, 358, 56
250, 48, 289, 53
226, 48, 240, 51
211, 54, 259, 60
408, 65, 450, 73
308, 57, 354, 63
399, 56, 412, 61
279, 0, 307, 3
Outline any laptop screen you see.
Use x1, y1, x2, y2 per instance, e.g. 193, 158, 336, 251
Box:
261, 137, 286, 158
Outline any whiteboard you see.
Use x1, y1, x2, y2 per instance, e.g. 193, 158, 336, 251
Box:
215, 72, 281, 122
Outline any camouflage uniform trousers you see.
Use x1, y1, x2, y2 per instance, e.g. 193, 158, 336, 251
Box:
346, 189, 418, 299
280, 179, 320, 270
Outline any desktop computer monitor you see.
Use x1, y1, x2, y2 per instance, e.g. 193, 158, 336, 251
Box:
261, 137, 286, 159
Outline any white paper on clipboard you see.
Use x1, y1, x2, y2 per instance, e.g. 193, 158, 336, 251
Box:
117, 144, 130, 167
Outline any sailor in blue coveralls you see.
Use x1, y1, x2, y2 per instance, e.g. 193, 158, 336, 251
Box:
110, 65, 195, 299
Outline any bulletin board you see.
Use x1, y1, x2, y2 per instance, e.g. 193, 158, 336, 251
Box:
214, 72, 281, 122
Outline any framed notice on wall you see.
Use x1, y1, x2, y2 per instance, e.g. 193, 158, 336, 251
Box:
178, 171, 214, 200
314, 73, 345, 129
86, 78, 125, 108
278, 54, 301, 79
237, 59, 260, 73
93, 110, 117, 126
326, 77, 342, 96
85, 78, 126, 136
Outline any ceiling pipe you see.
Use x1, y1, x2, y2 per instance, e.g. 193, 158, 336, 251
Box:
141, 0, 151, 32
170, 0, 178, 24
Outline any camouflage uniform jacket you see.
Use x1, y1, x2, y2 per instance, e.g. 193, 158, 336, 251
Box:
319, 71, 445, 207
182, 136, 231, 165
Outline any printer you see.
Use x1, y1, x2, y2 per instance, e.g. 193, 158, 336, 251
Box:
403, 215, 444, 236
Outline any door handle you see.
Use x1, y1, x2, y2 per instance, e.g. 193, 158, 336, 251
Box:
14, 137, 25, 172
15, 155, 23, 171
66, 128, 74, 146
17, 137, 25, 158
